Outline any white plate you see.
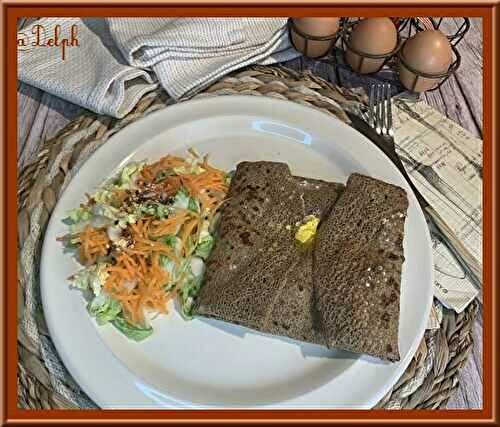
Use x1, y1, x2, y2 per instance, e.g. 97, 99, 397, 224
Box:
41, 95, 433, 409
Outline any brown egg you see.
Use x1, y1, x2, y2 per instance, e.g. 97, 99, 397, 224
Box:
399, 30, 453, 92
291, 18, 340, 58
345, 18, 398, 74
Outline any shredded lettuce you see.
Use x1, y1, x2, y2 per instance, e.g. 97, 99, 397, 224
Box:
164, 283, 176, 292
198, 219, 210, 240
69, 236, 81, 246
117, 162, 144, 189
160, 254, 177, 277
112, 316, 153, 342
176, 257, 205, 319
87, 293, 122, 326
157, 234, 181, 252
158, 232, 189, 282
179, 276, 202, 319
172, 187, 191, 210
63, 207, 92, 225
93, 188, 114, 205
188, 197, 200, 214
118, 213, 139, 228
194, 235, 214, 260
59, 234, 82, 251
93, 203, 120, 221
71, 263, 109, 295
194, 220, 214, 260
178, 258, 193, 278
90, 161, 144, 206
153, 203, 173, 219
158, 234, 177, 247
173, 163, 205, 175
133, 202, 173, 220
172, 187, 201, 214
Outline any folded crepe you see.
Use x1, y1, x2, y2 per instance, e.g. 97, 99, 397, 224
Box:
195, 161, 344, 344
195, 165, 408, 362
314, 173, 408, 361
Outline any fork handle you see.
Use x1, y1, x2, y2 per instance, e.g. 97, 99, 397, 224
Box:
424, 204, 483, 293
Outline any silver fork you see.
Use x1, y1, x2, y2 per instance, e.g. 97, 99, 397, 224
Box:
364, 83, 482, 295
369, 83, 393, 138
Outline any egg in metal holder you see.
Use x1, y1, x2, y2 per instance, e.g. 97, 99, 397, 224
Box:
398, 29, 460, 92
341, 18, 402, 74
288, 18, 341, 59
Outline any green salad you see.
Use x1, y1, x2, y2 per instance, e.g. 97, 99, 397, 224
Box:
57, 152, 229, 341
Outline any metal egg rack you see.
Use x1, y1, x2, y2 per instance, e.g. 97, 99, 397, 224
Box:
287, 17, 471, 92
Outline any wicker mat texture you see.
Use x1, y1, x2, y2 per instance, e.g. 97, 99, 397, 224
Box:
17, 65, 479, 410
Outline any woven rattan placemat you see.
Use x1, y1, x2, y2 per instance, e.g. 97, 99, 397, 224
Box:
17, 64, 479, 410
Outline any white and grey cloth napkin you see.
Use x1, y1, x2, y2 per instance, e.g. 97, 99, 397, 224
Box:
18, 18, 299, 118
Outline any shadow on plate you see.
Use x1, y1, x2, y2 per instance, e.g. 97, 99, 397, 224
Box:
197, 316, 365, 362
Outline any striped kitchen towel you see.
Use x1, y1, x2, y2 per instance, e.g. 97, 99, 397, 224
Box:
18, 17, 299, 118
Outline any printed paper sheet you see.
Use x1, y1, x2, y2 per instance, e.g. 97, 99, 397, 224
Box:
392, 97, 482, 315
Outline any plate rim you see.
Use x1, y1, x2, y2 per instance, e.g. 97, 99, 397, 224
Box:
40, 94, 434, 409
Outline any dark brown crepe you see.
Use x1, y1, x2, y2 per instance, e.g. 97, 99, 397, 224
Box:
195, 161, 344, 344
313, 173, 408, 361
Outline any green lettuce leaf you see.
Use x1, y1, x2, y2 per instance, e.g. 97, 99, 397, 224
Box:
90, 161, 144, 206
158, 234, 177, 247
194, 235, 214, 260
157, 234, 182, 256
159, 255, 177, 287
87, 293, 122, 326
112, 316, 153, 342
117, 213, 139, 228
172, 186, 202, 214
63, 207, 92, 225
92, 188, 114, 205
172, 187, 191, 210
153, 203, 173, 219
179, 275, 202, 319
193, 220, 214, 259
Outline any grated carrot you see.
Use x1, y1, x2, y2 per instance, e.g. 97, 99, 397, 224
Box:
65, 152, 229, 328
149, 210, 190, 238
78, 225, 110, 265
180, 218, 199, 256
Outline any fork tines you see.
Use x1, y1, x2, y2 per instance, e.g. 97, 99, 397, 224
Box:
369, 83, 393, 138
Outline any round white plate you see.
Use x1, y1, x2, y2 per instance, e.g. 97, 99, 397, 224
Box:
41, 95, 433, 409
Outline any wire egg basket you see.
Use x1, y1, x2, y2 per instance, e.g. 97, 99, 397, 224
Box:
397, 17, 469, 91
287, 18, 341, 59
287, 17, 470, 92
339, 18, 405, 74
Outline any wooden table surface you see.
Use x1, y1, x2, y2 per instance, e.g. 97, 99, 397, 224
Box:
17, 18, 483, 409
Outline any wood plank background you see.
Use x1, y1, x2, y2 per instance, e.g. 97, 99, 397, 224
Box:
17, 17, 483, 409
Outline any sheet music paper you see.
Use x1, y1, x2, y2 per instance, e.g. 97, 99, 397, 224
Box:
392, 97, 481, 314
